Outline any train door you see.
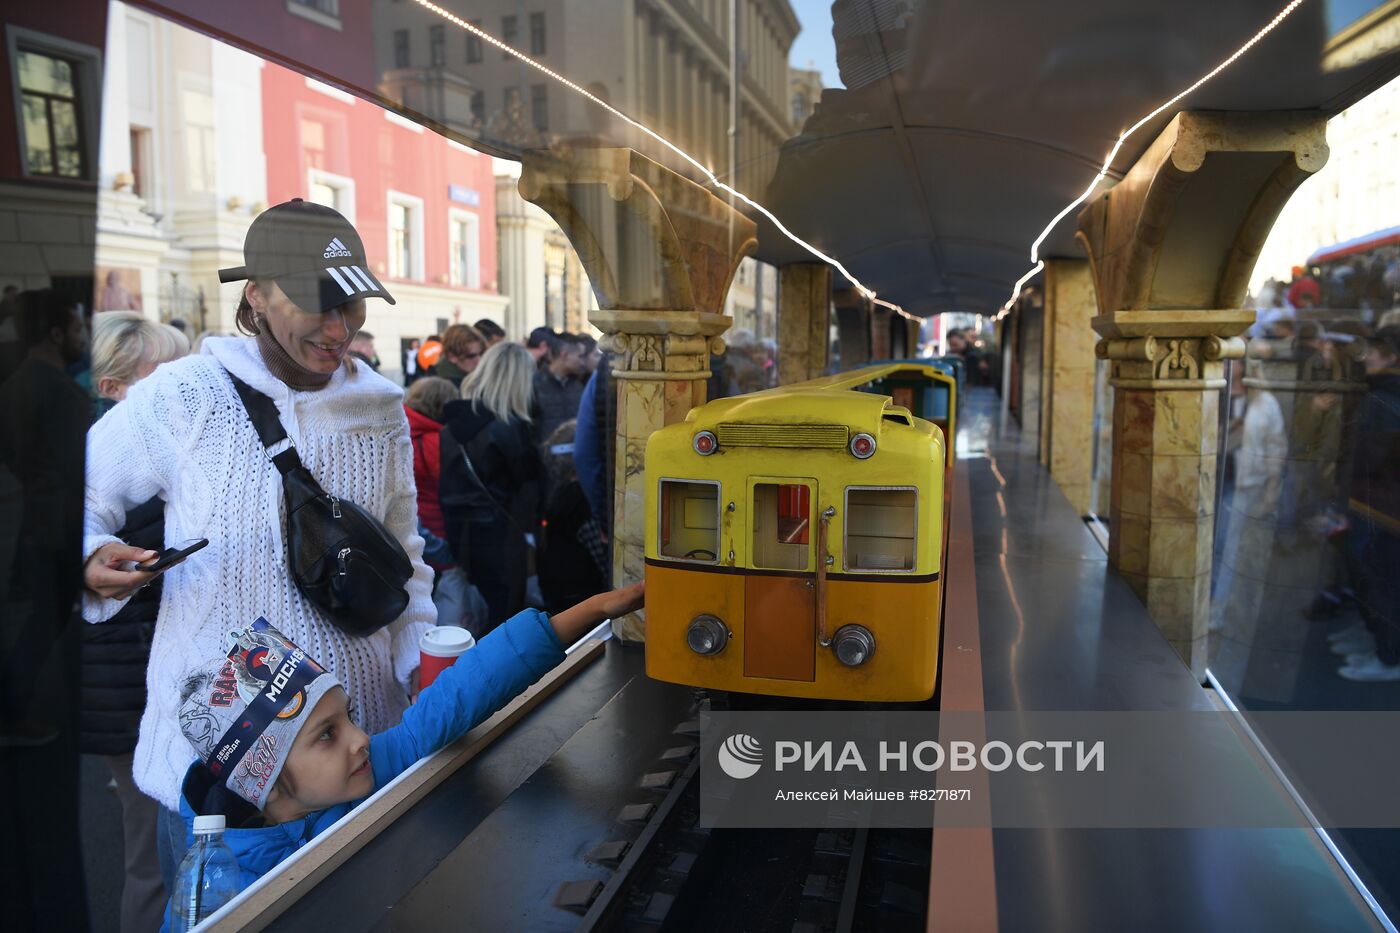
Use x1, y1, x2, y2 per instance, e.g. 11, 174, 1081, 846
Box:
744, 479, 817, 681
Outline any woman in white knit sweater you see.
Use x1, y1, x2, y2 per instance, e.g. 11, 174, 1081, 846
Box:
81, 201, 434, 882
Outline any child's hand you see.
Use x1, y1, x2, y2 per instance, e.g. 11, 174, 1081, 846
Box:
596, 581, 644, 620
549, 582, 645, 645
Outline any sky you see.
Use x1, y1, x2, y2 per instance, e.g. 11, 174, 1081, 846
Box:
786, 0, 842, 89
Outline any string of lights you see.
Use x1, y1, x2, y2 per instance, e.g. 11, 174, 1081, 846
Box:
409, 0, 919, 321
996, 0, 1308, 319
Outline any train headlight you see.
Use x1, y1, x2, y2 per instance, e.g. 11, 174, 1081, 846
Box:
832, 625, 875, 667
693, 431, 718, 455
850, 433, 876, 459
686, 614, 729, 655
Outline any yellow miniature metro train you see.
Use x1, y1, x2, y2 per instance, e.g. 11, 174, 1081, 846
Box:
643, 362, 956, 702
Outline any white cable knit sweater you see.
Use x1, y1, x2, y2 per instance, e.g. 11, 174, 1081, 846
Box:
83, 336, 435, 810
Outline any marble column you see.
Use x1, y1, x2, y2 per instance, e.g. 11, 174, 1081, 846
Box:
1078, 111, 1328, 676
870, 304, 892, 361
1096, 324, 1248, 673
833, 288, 870, 367
520, 148, 758, 642
777, 262, 831, 384
1040, 260, 1098, 515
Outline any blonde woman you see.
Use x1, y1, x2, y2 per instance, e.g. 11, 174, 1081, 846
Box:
86, 310, 189, 933
439, 341, 540, 634
90, 311, 189, 418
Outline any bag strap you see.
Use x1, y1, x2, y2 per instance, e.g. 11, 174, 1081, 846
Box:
227, 373, 304, 476
453, 439, 536, 545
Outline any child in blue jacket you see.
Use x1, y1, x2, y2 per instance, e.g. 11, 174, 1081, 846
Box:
165, 584, 642, 926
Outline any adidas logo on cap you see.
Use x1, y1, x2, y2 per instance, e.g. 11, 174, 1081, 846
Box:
323, 237, 353, 260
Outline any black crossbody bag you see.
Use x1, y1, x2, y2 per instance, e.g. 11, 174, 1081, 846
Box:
229, 374, 411, 637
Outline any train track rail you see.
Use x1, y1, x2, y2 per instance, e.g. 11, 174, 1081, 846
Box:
573, 697, 931, 933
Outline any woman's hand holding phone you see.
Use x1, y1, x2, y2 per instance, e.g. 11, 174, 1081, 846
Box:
83, 538, 207, 600
83, 543, 162, 601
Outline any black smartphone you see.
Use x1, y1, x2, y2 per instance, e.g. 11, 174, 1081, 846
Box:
136, 538, 209, 573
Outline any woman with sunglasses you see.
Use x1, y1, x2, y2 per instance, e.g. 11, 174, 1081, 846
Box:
432, 323, 487, 388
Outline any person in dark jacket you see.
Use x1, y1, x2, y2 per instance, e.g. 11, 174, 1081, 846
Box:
537, 420, 607, 614
83, 310, 190, 932
531, 332, 587, 443
440, 341, 541, 635
1337, 327, 1400, 681
574, 352, 614, 541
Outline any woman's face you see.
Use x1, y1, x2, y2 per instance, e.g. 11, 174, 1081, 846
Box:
250, 281, 366, 374
460, 340, 485, 374
98, 359, 158, 402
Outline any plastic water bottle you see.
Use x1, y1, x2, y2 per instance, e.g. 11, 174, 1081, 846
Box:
169, 814, 240, 932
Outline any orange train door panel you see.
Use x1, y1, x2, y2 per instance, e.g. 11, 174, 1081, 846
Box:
743, 575, 816, 681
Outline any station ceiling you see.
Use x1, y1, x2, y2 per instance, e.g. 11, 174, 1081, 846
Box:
760, 0, 1400, 316
144, 0, 1400, 318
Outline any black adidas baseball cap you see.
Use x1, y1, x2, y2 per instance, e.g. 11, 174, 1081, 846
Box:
218, 199, 396, 313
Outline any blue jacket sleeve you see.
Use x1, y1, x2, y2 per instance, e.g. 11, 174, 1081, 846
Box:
573, 367, 606, 522
368, 609, 566, 784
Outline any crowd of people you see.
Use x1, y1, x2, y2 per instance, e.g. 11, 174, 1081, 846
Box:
1216, 267, 1400, 686
0, 200, 639, 931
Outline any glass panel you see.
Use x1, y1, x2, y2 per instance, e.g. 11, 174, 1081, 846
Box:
659, 480, 718, 561
18, 49, 74, 97
21, 95, 54, 174
752, 483, 811, 571
845, 489, 916, 572
1206, 72, 1400, 915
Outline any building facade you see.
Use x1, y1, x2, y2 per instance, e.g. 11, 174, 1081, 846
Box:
369, 0, 799, 193
1250, 71, 1400, 292
789, 64, 822, 129
92, 2, 506, 382
493, 157, 596, 337
262, 59, 507, 375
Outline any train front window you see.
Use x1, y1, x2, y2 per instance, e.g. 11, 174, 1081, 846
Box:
659, 480, 719, 562
845, 488, 917, 572
753, 483, 811, 571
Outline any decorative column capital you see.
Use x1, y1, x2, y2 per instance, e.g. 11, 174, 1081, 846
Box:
592, 308, 732, 381
1093, 309, 1251, 390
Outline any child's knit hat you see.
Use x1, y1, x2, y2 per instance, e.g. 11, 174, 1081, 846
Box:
178, 618, 341, 810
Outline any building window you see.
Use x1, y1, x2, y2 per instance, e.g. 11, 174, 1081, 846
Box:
387, 191, 424, 281
470, 90, 485, 125
502, 16, 517, 57
182, 88, 216, 193
428, 25, 445, 66
307, 168, 355, 224
393, 29, 410, 67
129, 127, 151, 197
290, 0, 338, 13
15, 48, 87, 179
531, 84, 548, 132
530, 13, 546, 54
449, 210, 481, 289
466, 20, 483, 63
286, 0, 342, 29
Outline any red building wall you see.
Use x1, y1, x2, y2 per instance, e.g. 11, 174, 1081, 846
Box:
261, 60, 497, 294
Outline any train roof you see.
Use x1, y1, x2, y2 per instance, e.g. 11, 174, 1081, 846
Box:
687, 386, 902, 433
